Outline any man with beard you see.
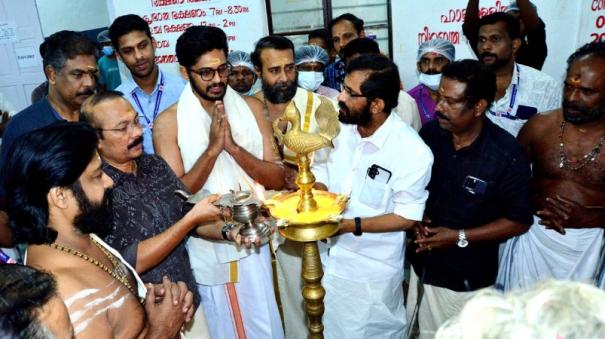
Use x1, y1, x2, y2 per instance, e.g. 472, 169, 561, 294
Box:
110, 14, 185, 154
311, 54, 433, 338
477, 12, 560, 137
0, 30, 98, 254
251, 34, 338, 338
405, 60, 532, 339
497, 42, 605, 291
80, 91, 225, 338
153, 26, 285, 339
408, 39, 456, 126
4, 122, 194, 338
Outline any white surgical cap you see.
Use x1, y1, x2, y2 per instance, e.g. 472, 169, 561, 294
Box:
295, 45, 329, 66
417, 39, 455, 62
228, 51, 254, 71
97, 30, 110, 43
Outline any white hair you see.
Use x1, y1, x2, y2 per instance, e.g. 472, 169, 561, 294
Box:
436, 280, 605, 339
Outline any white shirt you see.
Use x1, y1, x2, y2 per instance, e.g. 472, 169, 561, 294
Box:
394, 90, 422, 132
312, 113, 433, 282
487, 63, 562, 136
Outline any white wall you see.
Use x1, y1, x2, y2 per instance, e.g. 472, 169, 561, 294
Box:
36, 0, 110, 36
392, 0, 591, 90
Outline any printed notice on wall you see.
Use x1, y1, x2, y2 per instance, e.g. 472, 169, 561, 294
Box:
108, 0, 269, 75
0, 21, 18, 43
15, 46, 38, 69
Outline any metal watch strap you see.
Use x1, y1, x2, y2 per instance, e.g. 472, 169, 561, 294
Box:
457, 229, 468, 248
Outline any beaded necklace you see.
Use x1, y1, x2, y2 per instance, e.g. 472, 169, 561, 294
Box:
48, 236, 139, 299
558, 121, 605, 171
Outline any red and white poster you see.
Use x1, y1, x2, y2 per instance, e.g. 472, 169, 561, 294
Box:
107, 0, 269, 76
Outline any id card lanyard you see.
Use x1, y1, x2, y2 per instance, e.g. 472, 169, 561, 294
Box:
488, 63, 520, 120
131, 72, 164, 130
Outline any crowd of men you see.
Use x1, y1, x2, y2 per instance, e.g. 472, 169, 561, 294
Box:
1, 0, 605, 338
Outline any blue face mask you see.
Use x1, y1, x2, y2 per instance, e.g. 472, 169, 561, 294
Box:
102, 46, 114, 56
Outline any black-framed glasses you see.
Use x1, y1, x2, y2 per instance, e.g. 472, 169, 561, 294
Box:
343, 86, 367, 98
96, 117, 142, 135
189, 63, 232, 81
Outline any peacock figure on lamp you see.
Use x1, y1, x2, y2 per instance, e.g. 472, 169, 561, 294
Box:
267, 96, 346, 339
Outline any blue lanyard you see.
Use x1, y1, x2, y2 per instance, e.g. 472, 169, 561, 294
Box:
418, 86, 434, 121
131, 72, 164, 129
488, 64, 520, 120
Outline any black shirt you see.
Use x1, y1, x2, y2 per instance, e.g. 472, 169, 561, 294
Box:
408, 118, 532, 291
103, 154, 200, 308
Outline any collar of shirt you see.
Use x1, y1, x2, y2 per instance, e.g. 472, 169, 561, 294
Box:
489, 63, 521, 115
353, 113, 398, 150
436, 116, 491, 155
121, 67, 164, 98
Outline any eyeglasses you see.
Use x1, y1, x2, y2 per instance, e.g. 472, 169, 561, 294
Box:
190, 63, 232, 81
96, 117, 142, 135
342, 86, 367, 98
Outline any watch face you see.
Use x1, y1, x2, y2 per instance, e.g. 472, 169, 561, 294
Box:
457, 239, 469, 248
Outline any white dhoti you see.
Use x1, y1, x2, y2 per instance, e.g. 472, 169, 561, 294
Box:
323, 273, 406, 339
178, 84, 283, 338
497, 216, 605, 291
405, 269, 478, 339
198, 245, 283, 339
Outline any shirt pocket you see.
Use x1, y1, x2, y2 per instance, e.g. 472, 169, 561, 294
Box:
359, 176, 391, 210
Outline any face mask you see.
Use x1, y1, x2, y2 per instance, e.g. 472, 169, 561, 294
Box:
297, 71, 324, 92
102, 46, 114, 56
418, 72, 442, 91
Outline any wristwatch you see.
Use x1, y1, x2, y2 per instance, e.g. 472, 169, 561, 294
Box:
457, 229, 468, 248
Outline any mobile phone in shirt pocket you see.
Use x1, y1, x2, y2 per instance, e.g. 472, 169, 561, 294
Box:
359, 176, 391, 209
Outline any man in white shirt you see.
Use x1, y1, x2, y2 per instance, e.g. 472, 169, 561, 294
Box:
312, 54, 433, 339
477, 12, 560, 136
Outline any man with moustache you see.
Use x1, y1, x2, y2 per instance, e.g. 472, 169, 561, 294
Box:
497, 42, 605, 291
406, 60, 532, 339
408, 39, 456, 126
80, 91, 225, 338
312, 54, 434, 339
477, 12, 560, 137
326, 13, 366, 91
0, 30, 97, 187
5, 122, 194, 338
153, 26, 285, 339
110, 14, 185, 154
227, 51, 259, 96
251, 34, 338, 338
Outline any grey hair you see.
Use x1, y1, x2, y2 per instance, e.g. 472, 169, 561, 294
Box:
436, 280, 605, 339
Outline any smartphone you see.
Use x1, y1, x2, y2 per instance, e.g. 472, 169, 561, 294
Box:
367, 164, 392, 184
463, 175, 487, 195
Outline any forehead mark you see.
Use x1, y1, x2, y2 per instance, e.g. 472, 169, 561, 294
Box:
570, 76, 581, 85
208, 58, 222, 66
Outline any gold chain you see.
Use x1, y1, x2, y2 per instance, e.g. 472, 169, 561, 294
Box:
48, 236, 138, 298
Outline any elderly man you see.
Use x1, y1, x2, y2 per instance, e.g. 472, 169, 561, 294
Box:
153, 26, 285, 339
4, 122, 193, 338
227, 51, 259, 96
80, 91, 227, 338
295, 44, 339, 98
408, 39, 456, 126
477, 12, 560, 136
498, 41, 605, 291
111, 14, 185, 154
406, 60, 532, 338
313, 54, 433, 338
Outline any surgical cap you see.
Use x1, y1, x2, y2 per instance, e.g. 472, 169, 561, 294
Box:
506, 1, 537, 13
228, 51, 254, 71
417, 39, 455, 62
295, 45, 329, 66
97, 29, 110, 43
